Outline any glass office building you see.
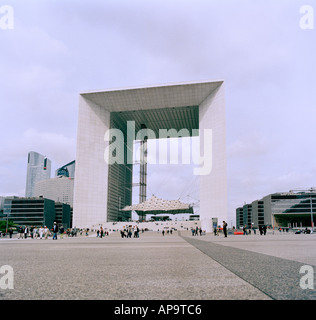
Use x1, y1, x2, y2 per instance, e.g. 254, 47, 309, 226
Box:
55, 202, 72, 229
25, 151, 51, 197
55, 160, 75, 178
2, 197, 72, 229
236, 207, 243, 228
3, 197, 55, 228
236, 191, 316, 228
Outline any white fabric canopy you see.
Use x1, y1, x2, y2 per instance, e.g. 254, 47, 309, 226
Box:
121, 195, 193, 214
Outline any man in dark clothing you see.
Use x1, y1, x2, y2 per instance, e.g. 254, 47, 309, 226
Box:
52, 222, 58, 240
24, 226, 29, 239
223, 221, 228, 237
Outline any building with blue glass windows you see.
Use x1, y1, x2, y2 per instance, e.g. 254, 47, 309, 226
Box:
236, 190, 316, 229
25, 151, 51, 197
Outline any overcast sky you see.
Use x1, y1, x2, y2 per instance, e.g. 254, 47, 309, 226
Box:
1, 0, 316, 225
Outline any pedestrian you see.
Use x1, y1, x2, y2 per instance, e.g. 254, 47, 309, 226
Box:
263, 224, 267, 235
162, 230, 165, 236
128, 227, 132, 238
223, 221, 228, 237
59, 225, 64, 239
44, 226, 49, 239
33, 226, 38, 239
100, 227, 104, 238
52, 222, 58, 240
24, 226, 29, 239
243, 225, 247, 235
8, 228, 13, 239
39, 226, 44, 239
97, 229, 100, 237
18, 226, 24, 239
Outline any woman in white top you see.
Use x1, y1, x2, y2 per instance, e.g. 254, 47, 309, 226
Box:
44, 226, 49, 239
38, 226, 44, 239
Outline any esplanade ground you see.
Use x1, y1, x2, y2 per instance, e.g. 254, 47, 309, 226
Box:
1, 229, 316, 300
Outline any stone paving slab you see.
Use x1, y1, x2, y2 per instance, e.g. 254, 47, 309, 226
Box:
185, 232, 316, 266
0, 232, 270, 300
181, 232, 316, 300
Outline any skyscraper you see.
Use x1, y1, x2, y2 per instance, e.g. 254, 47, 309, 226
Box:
55, 160, 75, 178
25, 151, 51, 197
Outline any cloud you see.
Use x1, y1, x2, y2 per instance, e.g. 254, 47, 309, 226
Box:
0, 128, 76, 196
1, 0, 316, 227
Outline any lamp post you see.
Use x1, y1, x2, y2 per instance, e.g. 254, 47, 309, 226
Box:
4, 207, 10, 234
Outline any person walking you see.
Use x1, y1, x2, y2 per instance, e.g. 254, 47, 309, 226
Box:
8, 228, 13, 239
33, 226, 38, 239
44, 226, 49, 239
18, 226, 24, 239
59, 225, 64, 239
24, 226, 29, 239
223, 221, 228, 238
39, 226, 44, 239
52, 222, 58, 240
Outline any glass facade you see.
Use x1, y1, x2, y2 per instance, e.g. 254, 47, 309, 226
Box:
3, 197, 55, 228
236, 207, 243, 228
269, 193, 316, 227
55, 160, 75, 178
55, 202, 71, 229
242, 204, 252, 228
236, 192, 316, 229
25, 152, 51, 197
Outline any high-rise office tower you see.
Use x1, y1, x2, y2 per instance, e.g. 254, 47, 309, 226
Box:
25, 151, 51, 197
55, 160, 75, 178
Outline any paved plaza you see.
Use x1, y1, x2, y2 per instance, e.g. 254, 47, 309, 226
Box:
0, 230, 316, 300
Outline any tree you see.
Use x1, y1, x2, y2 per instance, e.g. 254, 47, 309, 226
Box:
0, 220, 16, 233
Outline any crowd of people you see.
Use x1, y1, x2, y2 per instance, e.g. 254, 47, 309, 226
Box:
191, 226, 204, 236
10, 224, 86, 239
161, 228, 174, 236
15, 223, 65, 239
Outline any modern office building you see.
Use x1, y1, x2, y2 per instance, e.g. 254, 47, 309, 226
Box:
34, 175, 74, 207
73, 80, 227, 231
2, 197, 71, 229
55, 202, 71, 229
236, 207, 243, 229
0, 196, 5, 215
243, 203, 252, 228
236, 190, 316, 228
55, 160, 75, 178
251, 200, 264, 228
25, 151, 51, 197
3, 197, 56, 228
